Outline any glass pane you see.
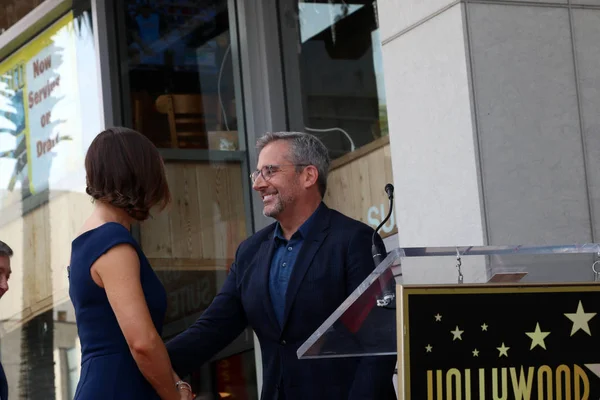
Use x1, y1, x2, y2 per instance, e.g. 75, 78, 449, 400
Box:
280, 0, 388, 159
0, 8, 100, 399
278, 0, 396, 242
120, 1, 256, 398
0, 0, 47, 33
124, 0, 239, 150
297, 244, 600, 360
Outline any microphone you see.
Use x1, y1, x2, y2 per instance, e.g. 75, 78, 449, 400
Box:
372, 183, 396, 309
371, 183, 394, 266
340, 184, 397, 332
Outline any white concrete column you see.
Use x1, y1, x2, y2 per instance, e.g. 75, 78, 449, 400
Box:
377, 1, 488, 283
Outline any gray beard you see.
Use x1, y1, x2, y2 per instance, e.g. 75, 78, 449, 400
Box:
263, 195, 285, 218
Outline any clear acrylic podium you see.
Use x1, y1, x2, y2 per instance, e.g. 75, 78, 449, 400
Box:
297, 244, 600, 399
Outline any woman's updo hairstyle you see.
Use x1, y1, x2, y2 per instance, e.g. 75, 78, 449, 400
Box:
85, 127, 171, 221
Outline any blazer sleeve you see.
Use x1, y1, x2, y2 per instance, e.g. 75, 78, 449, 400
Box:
166, 249, 248, 377
345, 226, 397, 399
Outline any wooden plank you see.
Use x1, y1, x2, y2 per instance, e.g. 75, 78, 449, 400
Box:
350, 149, 370, 225
220, 163, 247, 260
325, 142, 397, 238
140, 161, 247, 262
27, 202, 50, 308
167, 163, 203, 259
0, 190, 92, 331
140, 164, 174, 258
196, 163, 221, 259
330, 135, 389, 171
49, 193, 77, 298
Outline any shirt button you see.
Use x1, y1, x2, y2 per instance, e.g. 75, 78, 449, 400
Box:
288, 247, 293, 251
282, 262, 287, 267
281, 340, 287, 345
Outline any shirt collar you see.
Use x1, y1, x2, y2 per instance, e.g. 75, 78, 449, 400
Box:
274, 202, 324, 242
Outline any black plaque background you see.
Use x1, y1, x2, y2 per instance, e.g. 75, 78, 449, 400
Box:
404, 286, 600, 398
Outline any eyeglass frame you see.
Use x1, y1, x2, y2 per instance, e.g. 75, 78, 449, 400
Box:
249, 164, 310, 183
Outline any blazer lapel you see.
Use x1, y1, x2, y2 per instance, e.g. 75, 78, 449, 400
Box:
281, 206, 331, 329
257, 235, 281, 332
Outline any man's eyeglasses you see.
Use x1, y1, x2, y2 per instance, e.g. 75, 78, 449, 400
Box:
250, 164, 309, 183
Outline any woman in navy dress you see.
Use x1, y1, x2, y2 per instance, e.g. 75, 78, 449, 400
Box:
69, 127, 192, 400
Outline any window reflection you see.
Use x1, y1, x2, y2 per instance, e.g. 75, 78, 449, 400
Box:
0, 8, 101, 400
123, 0, 238, 150
281, 0, 388, 159
121, 2, 256, 399
0, 302, 80, 400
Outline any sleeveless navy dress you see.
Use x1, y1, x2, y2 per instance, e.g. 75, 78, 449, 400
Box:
68, 222, 167, 399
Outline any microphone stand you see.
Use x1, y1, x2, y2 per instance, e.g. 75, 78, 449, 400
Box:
371, 184, 396, 308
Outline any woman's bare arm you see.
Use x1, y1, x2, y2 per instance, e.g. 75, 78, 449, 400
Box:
91, 243, 180, 400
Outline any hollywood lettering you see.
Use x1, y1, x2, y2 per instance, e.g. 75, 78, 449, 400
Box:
426, 364, 590, 399
404, 288, 600, 399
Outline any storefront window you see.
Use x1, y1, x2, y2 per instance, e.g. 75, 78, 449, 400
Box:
0, 6, 101, 399
123, 0, 238, 150
0, 0, 47, 33
279, 0, 388, 159
279, 0, 396, 238
119, 1, 257, 398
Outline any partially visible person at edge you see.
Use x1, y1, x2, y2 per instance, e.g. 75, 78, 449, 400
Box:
68, 127, 192, 400
0, 241, 11, 400
166, 132, 397, 399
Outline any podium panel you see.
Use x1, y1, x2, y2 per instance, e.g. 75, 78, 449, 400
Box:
297, 244, 600, 399
399, 284, 600, 399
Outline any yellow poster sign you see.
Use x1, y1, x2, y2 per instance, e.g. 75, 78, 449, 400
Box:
0, 11, 86, 198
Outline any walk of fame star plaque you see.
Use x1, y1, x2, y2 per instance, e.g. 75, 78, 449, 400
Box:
398, 284, 600, 400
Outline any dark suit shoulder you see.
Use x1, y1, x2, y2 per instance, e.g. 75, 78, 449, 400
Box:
327, 206, 376, 234
235, 222, 276, 257
325, 206, 387, 254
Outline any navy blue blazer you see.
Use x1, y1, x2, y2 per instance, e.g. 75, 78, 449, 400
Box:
166, 204, 396, 400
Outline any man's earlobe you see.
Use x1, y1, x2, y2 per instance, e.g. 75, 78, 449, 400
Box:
306, 166, 319, 188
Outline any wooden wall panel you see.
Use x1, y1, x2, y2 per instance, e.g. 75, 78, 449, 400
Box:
141, 161, 247, 270
0, 191, 93, 333
167, 164, 204, 259
324, 136, 396, 238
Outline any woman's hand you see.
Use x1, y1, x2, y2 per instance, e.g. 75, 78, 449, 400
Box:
175, 378, 193, 400
178, 388, 193, 400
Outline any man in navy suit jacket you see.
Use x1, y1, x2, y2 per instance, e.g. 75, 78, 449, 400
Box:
0, 241, 12, 400
166, 132, 396, 399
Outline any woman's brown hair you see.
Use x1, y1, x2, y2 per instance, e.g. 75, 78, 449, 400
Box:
85, 127, 171, 221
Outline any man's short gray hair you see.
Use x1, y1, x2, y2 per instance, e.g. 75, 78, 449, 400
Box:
256, 131, 331, 197
0, 241, 13, 258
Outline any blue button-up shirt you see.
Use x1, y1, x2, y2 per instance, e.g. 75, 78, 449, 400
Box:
269, 203, 322, 327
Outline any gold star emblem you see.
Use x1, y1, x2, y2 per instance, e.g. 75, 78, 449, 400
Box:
497, 342, 509, 357
481, 323, 488, 331
564, 301, 596, 336
525, 322, 550, 350
451, 326, 464, 341
434, 313, 442, 322
472, 349, 479, 357
425, 344, 432, 353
